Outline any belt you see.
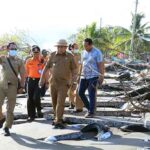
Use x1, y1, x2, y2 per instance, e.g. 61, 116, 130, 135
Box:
8, 82, 12, 85
29, 77, 40, 80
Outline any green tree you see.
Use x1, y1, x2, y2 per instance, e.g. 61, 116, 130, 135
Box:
0, 29, 35, 59
75, 22, 114, 55
114, 13, 150, 59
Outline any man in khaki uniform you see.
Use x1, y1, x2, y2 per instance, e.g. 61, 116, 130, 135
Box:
39, 39, 77, 129
0, 106, 4, 128
0, 42, 25, 136
68, 43, 84, 112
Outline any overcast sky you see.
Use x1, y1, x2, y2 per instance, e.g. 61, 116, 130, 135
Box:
0, 0, 149, 49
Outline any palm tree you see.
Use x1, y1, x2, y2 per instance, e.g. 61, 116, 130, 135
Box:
114, 13, 150, 59
75, 22, 114, 55
75, 22, 98, 50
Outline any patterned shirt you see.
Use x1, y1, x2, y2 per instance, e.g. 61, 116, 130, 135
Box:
81, 47, 103, 79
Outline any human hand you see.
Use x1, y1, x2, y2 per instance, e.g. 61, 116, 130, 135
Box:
17, 88, 24, 94
39, 79, 44, 88
98, 76, 104, 85
45, 82, 49, 89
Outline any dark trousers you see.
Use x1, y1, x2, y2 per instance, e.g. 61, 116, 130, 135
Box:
40, 84, 47, 97
25, 77, 28, 93
27, 78, 41, 118
78, 77, 98, 114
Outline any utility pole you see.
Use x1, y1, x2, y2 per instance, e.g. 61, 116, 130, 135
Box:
130, 0, 139, 60
100, 17, 102, 31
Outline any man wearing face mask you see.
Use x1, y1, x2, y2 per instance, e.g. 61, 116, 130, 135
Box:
68, 43, 84, 112
0, 42, 25, 136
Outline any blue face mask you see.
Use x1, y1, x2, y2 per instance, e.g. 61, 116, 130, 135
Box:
9, 50, 17, 57
74, 49, 79, 54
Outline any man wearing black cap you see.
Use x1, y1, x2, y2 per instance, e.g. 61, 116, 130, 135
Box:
25, 45, 45, 121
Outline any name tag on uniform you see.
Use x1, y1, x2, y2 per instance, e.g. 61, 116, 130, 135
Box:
53, 63, 56, 66
38, 69, 43, 74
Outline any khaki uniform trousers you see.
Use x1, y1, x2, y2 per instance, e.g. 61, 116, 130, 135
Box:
0, 84, 17, 128
50, 81, 69, 124
68, 85, 84, 110
0, 106, 3, 119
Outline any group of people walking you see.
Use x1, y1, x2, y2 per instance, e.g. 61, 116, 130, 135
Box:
0, 38, 104, 136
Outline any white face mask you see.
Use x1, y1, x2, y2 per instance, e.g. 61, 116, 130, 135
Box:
8, 50, 17, 57
74, 49, 79, 54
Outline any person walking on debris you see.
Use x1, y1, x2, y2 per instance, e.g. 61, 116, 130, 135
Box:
40, 49, 50, 98
24, 49, 32, 94
39, 39, 77, 129
25, 45, 45, 122
78, 38, 104, 118
0, 42, 25, 136
0, 45, 7, 129
68, 43, 84, 112
67, 44, 75, 109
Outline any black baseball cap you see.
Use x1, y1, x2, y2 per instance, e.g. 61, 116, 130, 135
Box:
32, 45, 40, 52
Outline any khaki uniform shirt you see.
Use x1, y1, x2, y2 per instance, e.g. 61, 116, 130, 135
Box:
0, 56, 25, 89
45, 51, 77, 85
72, 52, 81, 71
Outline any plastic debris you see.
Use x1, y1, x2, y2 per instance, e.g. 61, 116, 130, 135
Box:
144, 138, 150, 142
44, 132, 82, 142
67, 124, 83, 130
44, 136, 57, 143
97, 131, 112, 141
43, 114, 52, 120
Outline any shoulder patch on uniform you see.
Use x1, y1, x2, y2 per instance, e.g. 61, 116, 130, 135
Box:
49, 51, 56, 57
50, 51, 56, 55
66, 51, 74, 57
26, 58, 32, 63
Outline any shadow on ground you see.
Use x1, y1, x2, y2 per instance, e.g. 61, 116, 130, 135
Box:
11, 133, 102, 150
92, 134, 149, 147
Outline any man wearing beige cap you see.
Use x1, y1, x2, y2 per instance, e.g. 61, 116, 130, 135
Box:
39, 39, 77, 129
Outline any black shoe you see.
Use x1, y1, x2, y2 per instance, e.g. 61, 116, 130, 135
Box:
37, 112, 43, 118
53, 123, 65, 129
69, 103, 75, 109
85, 112, 95, 118
52, 119, 65, 126
27, 117, 35, 122
0, 118, 5, 128
73, 109, 83, 113
4, 127, 10, 136
52, 121, 56, 126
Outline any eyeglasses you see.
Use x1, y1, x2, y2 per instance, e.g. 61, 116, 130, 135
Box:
57, 46, 67, 48
33, 51, 40, 53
